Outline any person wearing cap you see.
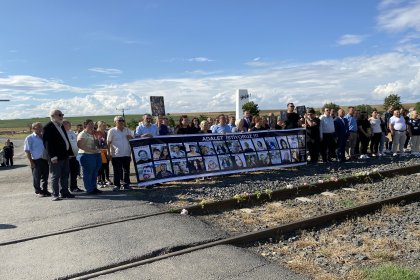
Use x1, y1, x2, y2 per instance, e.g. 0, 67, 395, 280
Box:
107, 116, 134, 190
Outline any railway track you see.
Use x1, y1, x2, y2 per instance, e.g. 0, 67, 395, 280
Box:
2, 164, 419, 247
66, 191, 419, 279
2, 164, 419, 279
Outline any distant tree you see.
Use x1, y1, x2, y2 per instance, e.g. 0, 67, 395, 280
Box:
321, 102, 340, 114
126, 119, 138, 130
355, 104, 375, 115
415, 102, 420, 112
166, 115, 175, 127
242, 101, 260, 116
198, 114, 208, 122
383, 94, 402, 111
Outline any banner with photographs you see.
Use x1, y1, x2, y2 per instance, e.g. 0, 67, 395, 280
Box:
130, 129, 307, 187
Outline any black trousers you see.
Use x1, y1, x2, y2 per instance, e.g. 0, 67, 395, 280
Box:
359, 133, 370, 154
69, 157, 79, 189
5, 156, 13, 166
370, 133, 382, 154
307, 138, 320, 163
335, 135, 347, 162
111, 156, 131, 187
32, 159, 49, 194
321, 133, 336, 162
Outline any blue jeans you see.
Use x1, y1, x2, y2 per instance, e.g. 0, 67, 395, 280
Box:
79, 153, 102, 193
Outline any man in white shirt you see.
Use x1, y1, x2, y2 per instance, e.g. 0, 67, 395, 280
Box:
24, 122, 50, 197
319, 107, 336, 162
107, 116, 134, 190
389, 109, 407, 156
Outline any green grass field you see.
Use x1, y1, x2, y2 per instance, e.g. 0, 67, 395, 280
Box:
0, 103, 416, 139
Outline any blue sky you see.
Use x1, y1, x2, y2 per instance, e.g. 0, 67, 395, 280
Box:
1, 0, 419, 119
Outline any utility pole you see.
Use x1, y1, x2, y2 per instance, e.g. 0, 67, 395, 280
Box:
116, 107, 129, 119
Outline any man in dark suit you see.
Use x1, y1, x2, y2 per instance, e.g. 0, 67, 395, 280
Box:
334, 108, 349, 162
43, 109, 75, 200
242, 110, 252, 131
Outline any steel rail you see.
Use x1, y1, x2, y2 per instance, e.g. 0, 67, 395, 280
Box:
65, 191, 420, 279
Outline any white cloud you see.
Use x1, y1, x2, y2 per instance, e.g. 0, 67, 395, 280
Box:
1, 50, 420, 120
377, 0, 420, 32
337, 34, 365, 45
88, 67, 123, 75
245, 57, 274, 67
187, 57, 214, 62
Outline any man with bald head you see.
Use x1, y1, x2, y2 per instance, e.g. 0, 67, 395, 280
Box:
43, 109, 75, 200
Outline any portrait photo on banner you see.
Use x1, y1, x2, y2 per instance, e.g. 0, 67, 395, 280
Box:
214, 141, 229, 155
257, 151, 272, 166
150, 144, 167, 161
169, 143, 186, 158
199, 142, 216, 155
218, 155, 234, 170
154, 160, 173, 178
252, 138, 267, 151
172, 158, 190, 176
281, 149, 292, 163
287, 135, 299, 148
240, 139, 255, 153
185, 142, 201, 157
269, 150, 282, 164
232, 154, 246, 168
134, 145, 152, 164
187, 157, 205, 174
226, 140, 243, 154
244, 152, 259, 167
137, 163, 155, 181
204, 156, 220, 171
264, 137, 279, 150
277, 136, 289, 149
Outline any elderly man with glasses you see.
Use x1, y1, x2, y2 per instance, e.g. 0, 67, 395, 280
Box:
43, 109, 75, 200
135, 113, 159, 138
107, 116, 134, 191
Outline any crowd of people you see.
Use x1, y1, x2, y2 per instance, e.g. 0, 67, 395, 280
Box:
23, 110, 133, 200
21, 104, 419, 200
132, 104, 419, 164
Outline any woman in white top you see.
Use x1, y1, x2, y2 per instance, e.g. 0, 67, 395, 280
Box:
77, 119, 102, 194
369, 110, 383, 156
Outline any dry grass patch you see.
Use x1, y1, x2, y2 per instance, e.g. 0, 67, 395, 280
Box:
357, 216, 386, 227
407, 224, 420, 238
381, 205, 402, 215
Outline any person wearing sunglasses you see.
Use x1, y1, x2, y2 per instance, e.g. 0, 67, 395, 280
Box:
43, 109, 75, 201
107, 116, 134, 191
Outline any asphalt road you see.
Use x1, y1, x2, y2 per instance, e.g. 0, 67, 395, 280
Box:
0, 138, 308, 280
